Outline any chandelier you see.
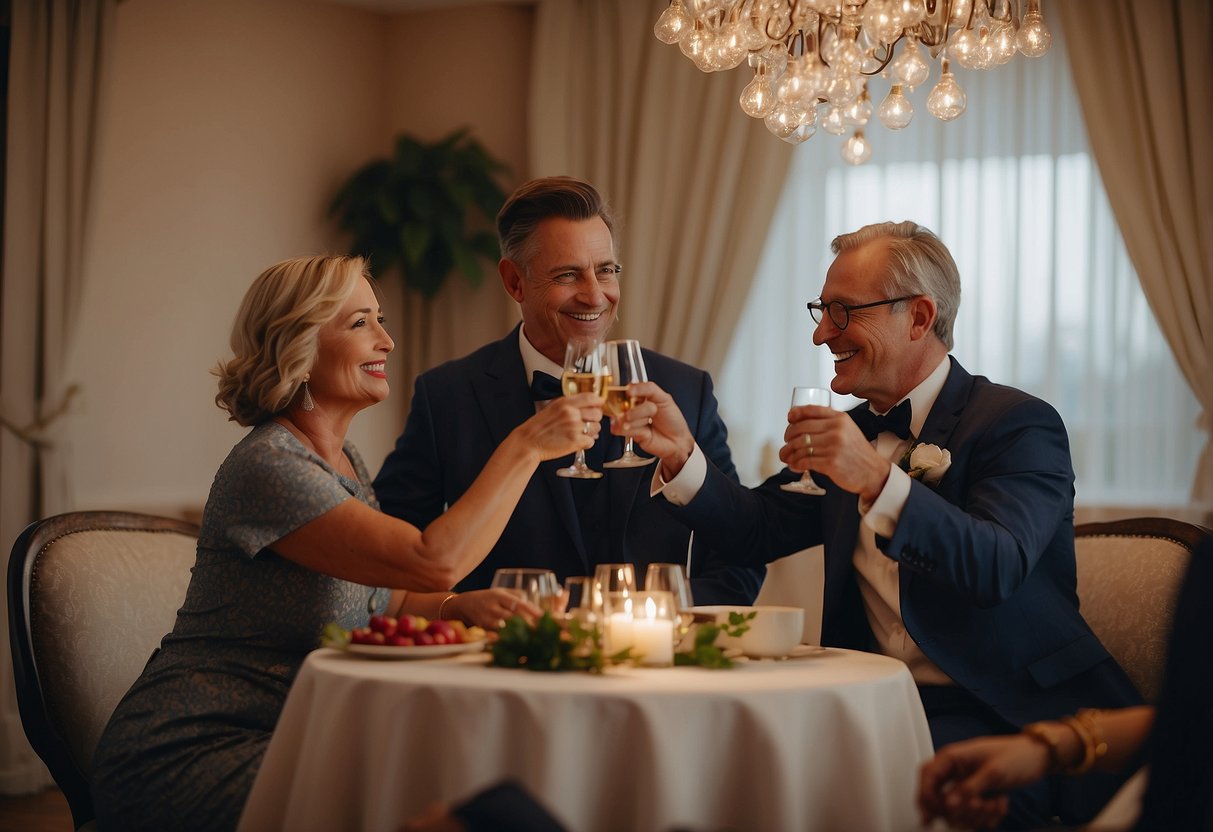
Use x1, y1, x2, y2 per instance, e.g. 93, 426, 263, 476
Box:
653, 0, 1052, 164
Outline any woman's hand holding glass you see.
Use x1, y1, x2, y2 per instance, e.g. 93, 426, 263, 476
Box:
489, 568, 561, 624
446, 589, 543, 630
556, 339, 608, 479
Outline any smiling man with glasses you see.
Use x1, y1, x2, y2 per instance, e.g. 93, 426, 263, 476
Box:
620, 220, 1142, 829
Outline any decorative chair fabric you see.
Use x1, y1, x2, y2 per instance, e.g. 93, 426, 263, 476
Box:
9, 511, 198, 830
1075, 518, 1209, 703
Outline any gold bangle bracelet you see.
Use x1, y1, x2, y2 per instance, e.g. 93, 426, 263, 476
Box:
438, 592, 458, 621
1022, 722, 1068, 774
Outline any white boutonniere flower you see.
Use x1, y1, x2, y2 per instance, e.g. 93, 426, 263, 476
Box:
904, 443, 952, 485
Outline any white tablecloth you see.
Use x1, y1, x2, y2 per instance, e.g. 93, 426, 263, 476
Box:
238, 646, 934, 832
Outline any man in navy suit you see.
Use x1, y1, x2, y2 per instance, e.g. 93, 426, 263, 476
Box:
373, 176, 762, 605
621, 221, 1140, 827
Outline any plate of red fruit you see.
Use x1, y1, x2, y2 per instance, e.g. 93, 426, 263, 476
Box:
328, 614, 487, 660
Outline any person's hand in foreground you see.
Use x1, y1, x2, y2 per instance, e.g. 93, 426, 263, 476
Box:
918, 734, 1047, 829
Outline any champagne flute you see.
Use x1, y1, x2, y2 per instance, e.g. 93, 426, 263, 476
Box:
556, 339, 608, 479
602, 339, 656, 468
780, 386, 831, 495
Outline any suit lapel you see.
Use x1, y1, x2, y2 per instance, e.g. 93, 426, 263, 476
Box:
472, 327, 588, 571
916, 356, 974, 451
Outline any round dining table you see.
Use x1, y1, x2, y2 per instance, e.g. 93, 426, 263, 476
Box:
237, 644, 935, 832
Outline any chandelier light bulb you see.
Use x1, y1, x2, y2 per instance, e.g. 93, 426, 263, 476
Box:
862, 0, 902, 45
822, 104, 848, 136
892, 0, 927, 27
739, 66, 775, 118
764, 102, 805, 139
878, 84, 914, 129
680, 19, 708, 61
927, 59, 967, 121
653, 0, 692, 45
948, 26, 979, 68
892, 38, 930, 88
991, 19, 1018, 65
782, 110, 818, 145
744, 13, 767, 50
842, 87, 872, 126
841, 130, 873, 165
1017, 10, 1052, 57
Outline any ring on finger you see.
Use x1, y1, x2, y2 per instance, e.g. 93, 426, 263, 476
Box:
646, 417, 653, 426
804, 433, 813, 448
582, 422, 590, 435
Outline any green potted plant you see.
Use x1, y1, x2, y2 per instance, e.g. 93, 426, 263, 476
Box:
329, 128, 509, 298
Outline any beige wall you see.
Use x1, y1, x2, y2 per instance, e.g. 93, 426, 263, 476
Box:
63, 0, 532, 518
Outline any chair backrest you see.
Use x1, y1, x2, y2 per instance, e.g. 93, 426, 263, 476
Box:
7, 510, 198, 831
1075, 517, 1209, 704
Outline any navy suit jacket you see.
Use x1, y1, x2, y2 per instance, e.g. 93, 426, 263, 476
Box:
373, 325, 764, 604
671, 357, 1140, 725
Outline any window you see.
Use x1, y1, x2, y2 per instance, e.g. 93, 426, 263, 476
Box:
717, 21, 1201, 507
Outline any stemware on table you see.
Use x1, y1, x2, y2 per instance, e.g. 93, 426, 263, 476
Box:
489, 568, 562, 613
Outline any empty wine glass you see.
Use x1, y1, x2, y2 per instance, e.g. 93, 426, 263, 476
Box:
557, 339, 608, 479
644, 562, 695, 648
602, 339, 656, 468
643, 563, 694, 610
780, 386, 831, 495
490, 568, 562, 613
593, 562, 637, 598
562, 576, 599, 626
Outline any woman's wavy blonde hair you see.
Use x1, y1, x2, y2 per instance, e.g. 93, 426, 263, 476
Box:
214, 254, 368, 426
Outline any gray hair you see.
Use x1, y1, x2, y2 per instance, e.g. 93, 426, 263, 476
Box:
831, 220, 960, 349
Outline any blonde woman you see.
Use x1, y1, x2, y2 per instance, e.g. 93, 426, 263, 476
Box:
91, 255, 601, 832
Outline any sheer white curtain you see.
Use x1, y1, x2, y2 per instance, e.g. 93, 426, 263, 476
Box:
718, 14, 1202, 510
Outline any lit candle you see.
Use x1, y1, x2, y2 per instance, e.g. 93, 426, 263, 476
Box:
607, 613, 634, 653
632, 618, 674, 666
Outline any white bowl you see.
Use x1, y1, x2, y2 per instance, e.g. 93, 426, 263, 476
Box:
690, 605, 805, 658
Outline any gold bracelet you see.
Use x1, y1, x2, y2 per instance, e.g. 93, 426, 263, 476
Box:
1062, 709, 1109, 775
393, 590, 410, 620
1022, 721, 1069, 774
437, 592, 458, 621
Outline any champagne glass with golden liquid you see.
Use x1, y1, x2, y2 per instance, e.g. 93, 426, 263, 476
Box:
602, 339, 657, 468
556, 339, 609, 479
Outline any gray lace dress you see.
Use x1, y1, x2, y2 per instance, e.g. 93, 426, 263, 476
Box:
91, 422, 390, 832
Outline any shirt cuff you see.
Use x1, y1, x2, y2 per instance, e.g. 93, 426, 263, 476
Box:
651, 443, 707, 505
860, 463, 911, 539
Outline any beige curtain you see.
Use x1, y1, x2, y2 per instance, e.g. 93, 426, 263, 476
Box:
528, 0, 794, 375
1058, 0, 1213, 509
0, 0, 116, 795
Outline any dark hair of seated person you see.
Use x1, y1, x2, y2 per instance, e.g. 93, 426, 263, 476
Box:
1134, 532, 1213, 831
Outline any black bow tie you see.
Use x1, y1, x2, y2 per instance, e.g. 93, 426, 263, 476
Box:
530, 370, 563, 401
851, 399, 913, 441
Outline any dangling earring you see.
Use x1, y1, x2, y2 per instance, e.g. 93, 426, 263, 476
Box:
301, 375, 315, 412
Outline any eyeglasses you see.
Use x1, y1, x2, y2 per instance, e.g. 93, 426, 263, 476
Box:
807, 296, 916, 331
